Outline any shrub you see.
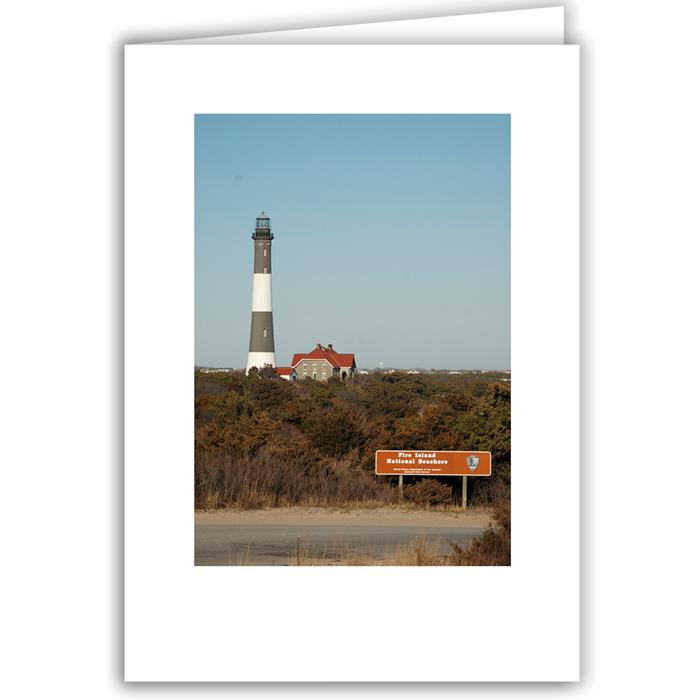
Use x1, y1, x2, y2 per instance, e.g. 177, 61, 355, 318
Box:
448, 500, 511, 565
302, 408, 362, 458
403, 478, 453, 507
194, 371, 510, 510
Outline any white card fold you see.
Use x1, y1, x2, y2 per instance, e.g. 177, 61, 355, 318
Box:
157, 6, 564, 44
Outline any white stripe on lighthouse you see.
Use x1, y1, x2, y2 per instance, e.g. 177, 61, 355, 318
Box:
251, 273, 273, 312
246, 352, 276, 373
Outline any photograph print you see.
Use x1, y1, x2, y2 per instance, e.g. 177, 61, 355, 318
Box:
194, 114, 511, 566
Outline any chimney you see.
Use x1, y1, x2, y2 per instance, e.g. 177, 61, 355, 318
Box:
328, 344, 333, 350
316, 343, 322, 349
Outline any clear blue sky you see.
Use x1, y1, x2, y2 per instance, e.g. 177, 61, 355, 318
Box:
195, 114, 510, 369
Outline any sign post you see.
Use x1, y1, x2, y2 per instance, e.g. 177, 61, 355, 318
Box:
375, 450, 492, 510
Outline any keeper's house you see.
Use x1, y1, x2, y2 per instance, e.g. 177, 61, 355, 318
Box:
291, 344, 356, 381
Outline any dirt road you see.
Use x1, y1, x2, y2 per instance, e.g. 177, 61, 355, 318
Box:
195, 507, 493, 565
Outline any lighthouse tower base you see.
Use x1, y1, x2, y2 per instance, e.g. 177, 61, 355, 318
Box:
246, 352, 276, 374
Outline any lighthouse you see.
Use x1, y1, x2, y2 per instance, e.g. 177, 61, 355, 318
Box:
246, 212, 276, 373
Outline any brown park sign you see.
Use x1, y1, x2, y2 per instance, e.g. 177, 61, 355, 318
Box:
375, 450, 492, 477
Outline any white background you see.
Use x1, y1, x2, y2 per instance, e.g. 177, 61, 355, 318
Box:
1, 0, 699, 697
125, 43, 578, 682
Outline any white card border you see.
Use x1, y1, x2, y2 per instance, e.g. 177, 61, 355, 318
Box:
125, 44, 579, 682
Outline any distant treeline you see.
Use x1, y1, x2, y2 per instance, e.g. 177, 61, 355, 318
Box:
195, 371, 510, 509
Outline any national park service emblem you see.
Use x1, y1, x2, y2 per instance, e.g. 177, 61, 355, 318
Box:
467, 455, 480, 472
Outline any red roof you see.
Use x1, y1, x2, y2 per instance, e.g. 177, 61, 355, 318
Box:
291, 345, 356, 369
275, 366, 294, 376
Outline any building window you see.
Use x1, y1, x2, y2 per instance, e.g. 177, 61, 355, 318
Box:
303, 364, 307, 375
263, 267, 268, 273
263, 329, 267, 338
313, 372, 317, 380
263, 249, 267, 257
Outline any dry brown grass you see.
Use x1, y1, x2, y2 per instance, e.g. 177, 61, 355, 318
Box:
288, 535, 447, 566
286, 535, 506, 567
196, 495, 494, 516
195, 450, 401, 510
285, 501, 510, 566
286, 540, 378, 566
383, 535, 447, 566
446, 500, 510, 566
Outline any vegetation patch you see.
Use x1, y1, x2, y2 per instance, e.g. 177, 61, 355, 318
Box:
195, 371, 510, 510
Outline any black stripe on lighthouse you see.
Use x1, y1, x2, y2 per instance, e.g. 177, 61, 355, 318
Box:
249, 311, 275, 352
254, 240, 272, 273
